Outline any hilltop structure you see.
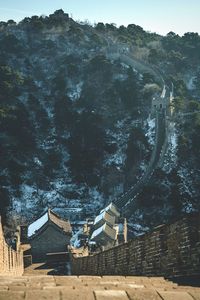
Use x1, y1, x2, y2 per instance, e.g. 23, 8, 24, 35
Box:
151, 84, 174, 117
151, 85, 167, 113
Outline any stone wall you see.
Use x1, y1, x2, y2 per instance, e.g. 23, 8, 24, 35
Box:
0, 217, 24, 276
30, 224, 71, 262
71, 213, 200, 278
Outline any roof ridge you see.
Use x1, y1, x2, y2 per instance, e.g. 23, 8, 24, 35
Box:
28, 209, 72, 239
29, 220, 71, 239
49, 209, 70, 222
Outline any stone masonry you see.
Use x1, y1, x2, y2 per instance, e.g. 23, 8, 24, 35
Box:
28, 209, 72, 262
30, 225, 71, 262
0, 217, 23, 276
71, 212, 200, 278
0, 275, 200, 300
0, 213, 200, 299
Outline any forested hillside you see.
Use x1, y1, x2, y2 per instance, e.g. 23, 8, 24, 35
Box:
0, 10, 200, 231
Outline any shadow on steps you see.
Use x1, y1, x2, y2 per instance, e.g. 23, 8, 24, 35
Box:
170, 275, 200, 287
24, 262, 71, 276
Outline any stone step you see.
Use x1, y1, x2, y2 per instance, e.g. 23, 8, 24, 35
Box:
0, 276, 200, 300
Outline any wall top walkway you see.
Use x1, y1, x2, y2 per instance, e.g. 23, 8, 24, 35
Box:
0, 275, 200, 300
71, 212, 200, 278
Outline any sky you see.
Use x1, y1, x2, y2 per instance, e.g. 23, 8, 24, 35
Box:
0, 0, 200, 36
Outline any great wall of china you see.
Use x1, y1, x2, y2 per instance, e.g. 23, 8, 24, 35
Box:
1, 213, 200, 300
71, 212, 200, 279
1, 45, 200, 300
1, 212, 200, 279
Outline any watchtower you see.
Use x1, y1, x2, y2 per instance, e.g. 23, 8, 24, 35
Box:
152, 85, 167, 115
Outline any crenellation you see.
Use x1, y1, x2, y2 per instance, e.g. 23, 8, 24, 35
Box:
71, 213, 200, 278
0, 217, 24, 276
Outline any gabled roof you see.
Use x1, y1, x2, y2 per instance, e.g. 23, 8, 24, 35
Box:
91, 223, 116, 242
49, 210, 72, 233
94, 211, 115, 228
28, 209, 72, 238
100, 203, 120, 218
28, 212, 48, 237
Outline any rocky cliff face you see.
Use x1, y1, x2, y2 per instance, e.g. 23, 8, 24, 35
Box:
0, 10, 200, 230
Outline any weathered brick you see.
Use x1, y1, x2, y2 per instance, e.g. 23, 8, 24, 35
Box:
25, 290, 60, 300
158, 291, 194, 300
94, 290, 128, 299
0, 219, 23, 276
73, 214, 200, 277
127, 289, 162, 300
61, 289, 95, 299
188, 291, 200, 300
0, 291, 25, 300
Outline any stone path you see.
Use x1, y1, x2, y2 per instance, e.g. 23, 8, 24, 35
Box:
23, 263, 55, 276
24, 262, 71, 276
0, 275, 200, 299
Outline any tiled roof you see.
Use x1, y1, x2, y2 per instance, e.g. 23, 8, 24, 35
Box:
100, 202, 120, 218
94, 211, 115, 228
28, 209, 72, 239
48, 210, 72, 234
91, 223, 116, 242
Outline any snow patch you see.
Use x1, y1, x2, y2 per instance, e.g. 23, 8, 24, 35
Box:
28, 212, 48, 237
186, 76, 195, 90
145, 117, 155, 146
34, 157, 42, 166
70, 228, 83, 248
67, 82, 83, 101
162, 122, 178, 173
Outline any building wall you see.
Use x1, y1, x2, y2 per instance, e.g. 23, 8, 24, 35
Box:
0, 217, 24, 276
152, 96, 166, 111
71, 213, 200, 278
30, 223, 71, 262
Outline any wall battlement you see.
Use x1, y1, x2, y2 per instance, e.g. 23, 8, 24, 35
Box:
0, 217, 24, 276
71, 213, 200, 277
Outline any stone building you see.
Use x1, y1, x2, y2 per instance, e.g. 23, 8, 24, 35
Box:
90, 223, 116, 248
93, 211, 115, 230
28, 209, 72, 262
90, 203, 127, 250
151, 85, 167, 115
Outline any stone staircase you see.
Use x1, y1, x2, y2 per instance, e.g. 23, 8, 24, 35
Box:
0, 275, 200, 300
23, 262, 71, 276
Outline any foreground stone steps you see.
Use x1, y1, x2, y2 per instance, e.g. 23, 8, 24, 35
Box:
0, 275, 200, 299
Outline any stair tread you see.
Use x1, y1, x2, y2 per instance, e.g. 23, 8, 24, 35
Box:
0, 276, 200, 300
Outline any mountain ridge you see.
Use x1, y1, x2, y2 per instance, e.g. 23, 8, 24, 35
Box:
0, 9, 200, 235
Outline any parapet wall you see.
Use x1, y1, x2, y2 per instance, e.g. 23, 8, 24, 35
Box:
0, 217, 24, 276
71, 213, 200, 277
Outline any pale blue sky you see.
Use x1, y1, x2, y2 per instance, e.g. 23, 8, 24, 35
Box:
0, 0, 199, 36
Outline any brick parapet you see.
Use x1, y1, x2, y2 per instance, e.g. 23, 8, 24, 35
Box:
0, 217, 24, 276
71, 213, 200, 277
